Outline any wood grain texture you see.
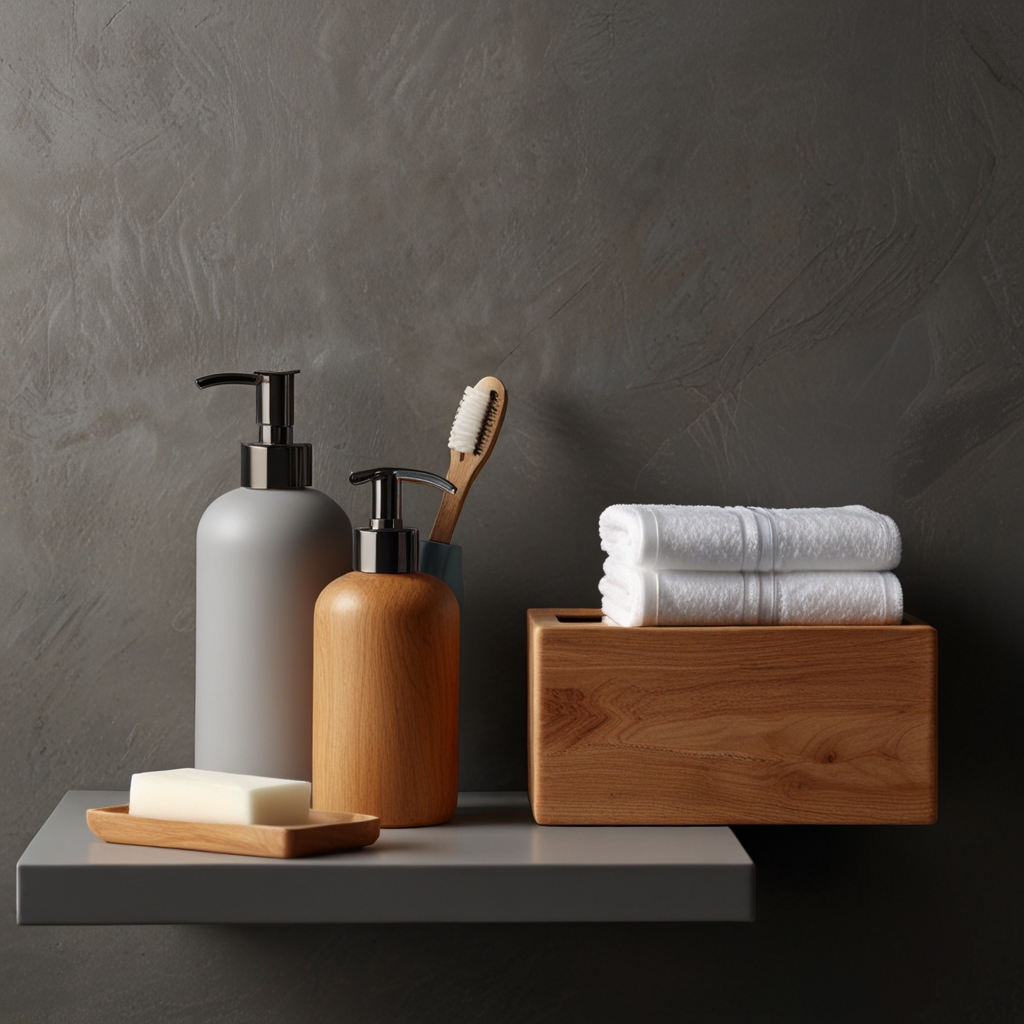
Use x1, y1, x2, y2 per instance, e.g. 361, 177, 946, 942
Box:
86, 805, 380, 858
313, 572, 459, 827
528, 609, 937, 825
429, 376, 508, 544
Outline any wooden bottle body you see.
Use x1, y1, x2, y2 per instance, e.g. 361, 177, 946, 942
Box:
312, 571, 459, 827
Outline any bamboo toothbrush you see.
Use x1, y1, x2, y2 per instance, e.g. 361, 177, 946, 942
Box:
428, 376, 508, 544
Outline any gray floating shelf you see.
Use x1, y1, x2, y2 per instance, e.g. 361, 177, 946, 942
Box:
17, 791, 754, 924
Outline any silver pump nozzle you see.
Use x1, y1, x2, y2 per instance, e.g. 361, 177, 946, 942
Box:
349, 467, 456, 573
196, 370, 311, 489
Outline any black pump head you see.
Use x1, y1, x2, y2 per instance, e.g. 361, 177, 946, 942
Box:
196, 370, 311, 489
349, 467, 456, 573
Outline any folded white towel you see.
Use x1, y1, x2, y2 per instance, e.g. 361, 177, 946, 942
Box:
599, 505, 901, 572
599, 563, 903, 627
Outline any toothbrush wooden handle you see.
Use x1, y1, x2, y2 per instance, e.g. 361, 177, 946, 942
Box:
429, 450, 471, 544
429, 493, 463, 544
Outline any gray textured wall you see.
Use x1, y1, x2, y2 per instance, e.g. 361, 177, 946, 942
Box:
3, 1, 1023, 1020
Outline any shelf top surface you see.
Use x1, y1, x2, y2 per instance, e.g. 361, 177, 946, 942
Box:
22, 791, 752, 869
17, 792, 754, 923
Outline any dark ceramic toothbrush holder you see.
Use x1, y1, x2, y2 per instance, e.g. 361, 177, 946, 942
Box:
418, 540, 464, 607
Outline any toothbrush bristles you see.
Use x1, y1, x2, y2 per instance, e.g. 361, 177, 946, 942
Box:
448, 385, 496, 455
474, 391, 498, 455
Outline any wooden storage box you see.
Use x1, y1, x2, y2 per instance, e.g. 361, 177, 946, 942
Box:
527, 609, 937, 825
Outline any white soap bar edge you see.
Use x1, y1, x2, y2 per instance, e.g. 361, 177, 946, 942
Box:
128, 768, 311, 826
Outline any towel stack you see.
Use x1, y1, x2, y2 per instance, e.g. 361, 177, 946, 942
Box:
598, 505, 903, 627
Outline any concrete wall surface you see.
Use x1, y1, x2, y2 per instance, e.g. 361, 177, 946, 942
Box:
2, 0, 1022, 1020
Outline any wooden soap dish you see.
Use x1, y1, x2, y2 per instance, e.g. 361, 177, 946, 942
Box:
87, 805, 380, 858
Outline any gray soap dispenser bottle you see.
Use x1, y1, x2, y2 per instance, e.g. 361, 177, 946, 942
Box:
194, 370, 352, 782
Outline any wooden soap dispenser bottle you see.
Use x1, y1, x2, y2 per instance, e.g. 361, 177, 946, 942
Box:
313, 467, 460, 827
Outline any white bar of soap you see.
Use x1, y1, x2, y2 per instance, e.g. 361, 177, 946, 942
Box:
128, 768, 310, 826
